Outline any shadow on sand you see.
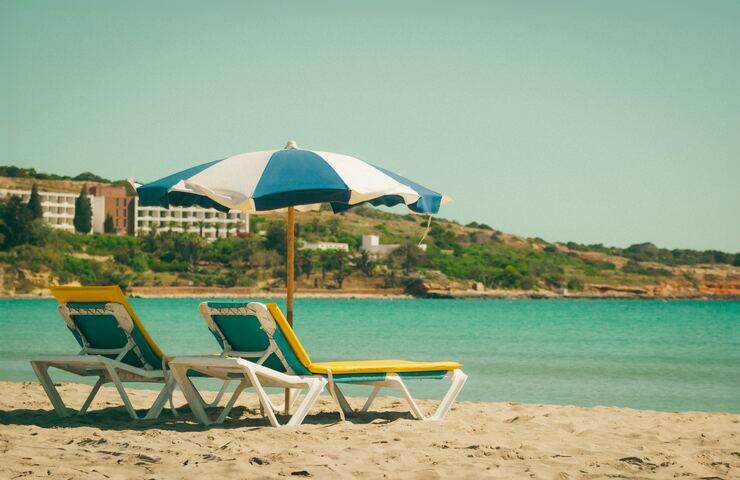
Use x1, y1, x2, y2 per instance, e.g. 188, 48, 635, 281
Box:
0, 404, 414, 432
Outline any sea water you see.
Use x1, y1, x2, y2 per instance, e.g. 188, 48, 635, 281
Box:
0, 298, 738, 413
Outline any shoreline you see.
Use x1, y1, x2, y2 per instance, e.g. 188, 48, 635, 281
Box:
1, 381, 737, 479
1, 286, 738, 300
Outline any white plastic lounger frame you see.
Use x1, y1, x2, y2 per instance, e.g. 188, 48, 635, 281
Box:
328, 369, 468, 422
171, 302, 324, 426
30, 303, 175, 421
191, 302, 467, 425
169, 356, 327, 428
199, 302, 303, 412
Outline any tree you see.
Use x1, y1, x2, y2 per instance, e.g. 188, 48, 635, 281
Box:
390, 243, 426, 275
27, 184, 43, 219
333, 250, 351, 288
0, 195, 35, 248
298, 249, 314, 279
249, 214, 264, 233
429, 223, 458, 249
73, 186, 92, 233
175, 233, 206, 271
196, 220, 205, 237
103, 215, 115, 233
265, 220, 287, 257
73, 171, 110, 183
326, 218, 341, 236
319, 250, 333, 281
356, 250, 376, 277
383, 270, 399, 288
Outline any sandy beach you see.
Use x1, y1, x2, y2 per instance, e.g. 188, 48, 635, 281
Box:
0, 381, 737, 479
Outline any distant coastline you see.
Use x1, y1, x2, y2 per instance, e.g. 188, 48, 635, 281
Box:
2, 286, 738, 300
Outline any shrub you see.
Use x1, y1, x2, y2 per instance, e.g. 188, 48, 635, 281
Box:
566, 277, 584, 291
622, 261, 672, 276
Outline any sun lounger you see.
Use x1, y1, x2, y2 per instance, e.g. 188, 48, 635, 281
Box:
169, 301, 467, 427
30, 286, 176, 420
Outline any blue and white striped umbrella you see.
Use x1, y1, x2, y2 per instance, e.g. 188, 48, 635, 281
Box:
134, 142, 450, 214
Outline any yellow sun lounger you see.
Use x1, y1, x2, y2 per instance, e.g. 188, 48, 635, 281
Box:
168, 301, 467, 427
31, 286, 177, 420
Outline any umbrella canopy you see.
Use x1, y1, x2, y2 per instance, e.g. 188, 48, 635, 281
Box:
133, 141, 449, 329
133, 142, 449, 414
135, 142, 449, 215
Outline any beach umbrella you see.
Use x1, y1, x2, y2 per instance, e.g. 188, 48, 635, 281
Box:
133, 141, 449, 324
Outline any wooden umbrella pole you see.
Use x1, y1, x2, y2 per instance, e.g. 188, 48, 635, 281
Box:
285, 206, 295, 414
286, 206, 295, 325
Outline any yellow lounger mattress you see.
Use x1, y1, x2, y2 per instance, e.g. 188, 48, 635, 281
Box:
308, 359, 461, 375
265, 303, 461, 375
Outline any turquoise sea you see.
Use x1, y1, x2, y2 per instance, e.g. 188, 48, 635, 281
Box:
0, 298, 738, 413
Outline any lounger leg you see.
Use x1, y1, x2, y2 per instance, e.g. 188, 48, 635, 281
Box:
30, 362, 70, 417
104, 364, 139, 420
361, 386, 381, 413
286, 378, 327, 427
429, 369, 468, 421
324, 370, 348, 422
144, 375, 176, 420
244, 368, 280, 427
170, 365, 212, 425
268, 388, 302, 413
78, 377, 106, 415
327, 384, 346, 422
386, 369, 468, 421
289, 389, 303, 411
333, 385, 354, 417
209, 380, 232, 408
167, 380, 180, 418
244, 372, 325, 428
215, 380, 249, 424
387, 374, 425, 420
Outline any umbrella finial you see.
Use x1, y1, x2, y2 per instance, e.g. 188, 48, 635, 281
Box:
285, 140, 298, 149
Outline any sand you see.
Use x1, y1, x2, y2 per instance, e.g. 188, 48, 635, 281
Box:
0, 381, 737, 479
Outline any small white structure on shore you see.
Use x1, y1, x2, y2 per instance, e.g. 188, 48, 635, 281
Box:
360, 234, 427, 255
361, 234, 400, 255
300, 241, 349, 252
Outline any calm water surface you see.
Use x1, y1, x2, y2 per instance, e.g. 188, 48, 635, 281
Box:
0, 298, 738, 413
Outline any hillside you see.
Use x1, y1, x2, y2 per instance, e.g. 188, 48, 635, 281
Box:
0, 172, 738, 298
0, 175, 107, 194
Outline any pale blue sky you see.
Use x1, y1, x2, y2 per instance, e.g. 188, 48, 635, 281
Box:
2, 1, 738, 251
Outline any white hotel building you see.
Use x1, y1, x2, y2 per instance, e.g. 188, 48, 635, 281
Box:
133, 198, 249, 240
1, 188, 249, 240
0, 188, 95, 232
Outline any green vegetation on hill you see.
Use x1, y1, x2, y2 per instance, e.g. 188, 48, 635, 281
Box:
0, 174, 737, 295
564, 241, 739, 267
0, 165, 112, 184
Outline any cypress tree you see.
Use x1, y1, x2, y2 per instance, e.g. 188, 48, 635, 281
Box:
73, 186, 92, 233
27, 183, 43, 219
104, 214, 115, 233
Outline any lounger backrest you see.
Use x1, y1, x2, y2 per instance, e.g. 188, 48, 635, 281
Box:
200, 301, 312, 375
50, 286, 165, 370
60, 302, 162, 369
